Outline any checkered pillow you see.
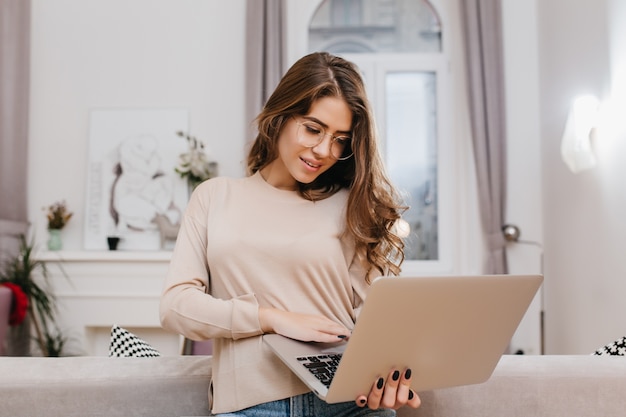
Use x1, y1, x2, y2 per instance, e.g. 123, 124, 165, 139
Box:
593, 336, 626, 356
109, 325, 161, 357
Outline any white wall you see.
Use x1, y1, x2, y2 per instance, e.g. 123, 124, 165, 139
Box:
538, 0, 626, 354
28, 0, 247, 249
25, 0, 626, 355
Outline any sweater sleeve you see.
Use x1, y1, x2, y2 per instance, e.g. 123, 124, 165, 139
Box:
159, 184, 263, 341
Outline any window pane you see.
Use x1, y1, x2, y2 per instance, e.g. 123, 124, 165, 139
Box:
309, 0, 442, 53
386, 72, 438, 260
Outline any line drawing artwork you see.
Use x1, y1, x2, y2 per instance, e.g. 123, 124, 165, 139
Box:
84, 109, 189, 250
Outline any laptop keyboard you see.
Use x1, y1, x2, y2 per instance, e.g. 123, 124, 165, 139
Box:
297, 354, 343, 388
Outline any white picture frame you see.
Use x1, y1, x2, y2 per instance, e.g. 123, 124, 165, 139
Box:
84, 108, 189, 251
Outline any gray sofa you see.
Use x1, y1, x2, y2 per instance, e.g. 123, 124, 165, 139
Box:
1, 355, 625, 416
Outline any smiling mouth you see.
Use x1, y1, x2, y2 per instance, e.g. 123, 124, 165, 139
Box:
301, 158, 321, 168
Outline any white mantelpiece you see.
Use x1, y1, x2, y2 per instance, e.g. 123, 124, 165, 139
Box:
37, 251, 181, 356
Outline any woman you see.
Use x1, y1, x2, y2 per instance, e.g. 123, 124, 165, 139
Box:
160, 52, 420, 416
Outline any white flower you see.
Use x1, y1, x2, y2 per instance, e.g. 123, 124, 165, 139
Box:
175, 131, 218, 187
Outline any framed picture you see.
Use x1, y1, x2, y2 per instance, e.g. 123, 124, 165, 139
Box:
84, 108, 189, 251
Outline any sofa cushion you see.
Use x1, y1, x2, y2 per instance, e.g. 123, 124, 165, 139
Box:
593, 336, 626, 356
0, 356, 212, 417
398, 355, 626, 417
109, 325, 161, 357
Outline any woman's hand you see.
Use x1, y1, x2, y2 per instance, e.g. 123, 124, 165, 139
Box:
355, 368, 421, 410
259, 307, 350, 343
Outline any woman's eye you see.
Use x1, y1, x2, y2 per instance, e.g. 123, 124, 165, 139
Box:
335, 136, 350, 145
305, 125, 322, 135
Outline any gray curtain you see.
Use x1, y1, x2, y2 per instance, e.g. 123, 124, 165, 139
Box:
245, 0, 286, 140
0, 0, 30, 261
460, 0, 508, 274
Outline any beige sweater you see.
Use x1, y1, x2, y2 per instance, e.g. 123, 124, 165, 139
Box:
160, 172, 375, 414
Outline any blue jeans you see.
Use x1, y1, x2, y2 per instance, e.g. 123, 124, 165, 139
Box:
215, 392, 396, 417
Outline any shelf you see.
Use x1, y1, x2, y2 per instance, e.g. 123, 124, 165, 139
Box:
36, 250, 173, 263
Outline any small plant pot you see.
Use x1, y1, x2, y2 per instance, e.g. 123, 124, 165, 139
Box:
107, 236, 120, 250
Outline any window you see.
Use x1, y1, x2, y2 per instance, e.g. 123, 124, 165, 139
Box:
308, 0, 452, 271
309, 0, 441, 53
386, 71, 438, 260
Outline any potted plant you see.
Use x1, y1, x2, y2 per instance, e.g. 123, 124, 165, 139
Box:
0, 234, 66, 356
44, 200, 73, 251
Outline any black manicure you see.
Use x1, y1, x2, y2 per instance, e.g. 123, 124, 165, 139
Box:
376, 377, 384, 389
409, 390, 415, 400
392, 370, 400, 381
404, 368, 412, 379
359, 398, 367, 405
337, 335, 347, 339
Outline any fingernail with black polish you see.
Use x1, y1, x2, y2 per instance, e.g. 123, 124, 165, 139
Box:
376, 377, 384, 389
409, 390, 415, 400
404, 368, 412, 379
359, 398, 367, 405
392, 370, 400, 381
337, 335, 347, 339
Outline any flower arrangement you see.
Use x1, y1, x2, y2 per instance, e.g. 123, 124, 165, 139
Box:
175, 131, 218, 190
44, 200, 73, 230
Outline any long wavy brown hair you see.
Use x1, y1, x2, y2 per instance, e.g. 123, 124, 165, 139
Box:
247, 52, 406, 278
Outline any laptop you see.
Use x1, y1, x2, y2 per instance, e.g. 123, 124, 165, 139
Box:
264, 274, 543, 403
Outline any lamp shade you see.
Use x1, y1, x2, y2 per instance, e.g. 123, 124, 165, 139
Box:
560, 95, 599, 173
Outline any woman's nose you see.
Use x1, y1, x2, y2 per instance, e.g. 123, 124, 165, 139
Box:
311, 135, 333, 158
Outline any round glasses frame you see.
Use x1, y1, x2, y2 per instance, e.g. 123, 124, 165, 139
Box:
295, 119, 354, 161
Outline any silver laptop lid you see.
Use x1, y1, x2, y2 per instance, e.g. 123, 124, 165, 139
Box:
265, 274, 543, 403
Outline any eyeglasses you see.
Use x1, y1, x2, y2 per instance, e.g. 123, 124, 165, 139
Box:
295, 119, 353, 160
